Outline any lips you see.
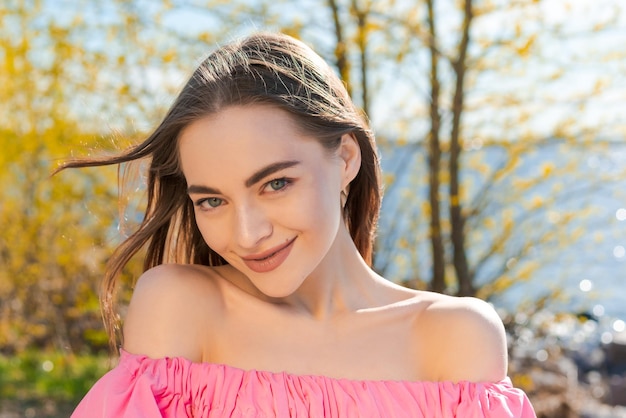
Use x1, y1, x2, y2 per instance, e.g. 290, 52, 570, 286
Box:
241, 237, 296, 273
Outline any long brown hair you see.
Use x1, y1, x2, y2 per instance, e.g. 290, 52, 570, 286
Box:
57, 32, 382, 348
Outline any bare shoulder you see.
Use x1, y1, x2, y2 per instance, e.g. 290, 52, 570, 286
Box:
415, 292, 507, 383
122, 263, 225, 362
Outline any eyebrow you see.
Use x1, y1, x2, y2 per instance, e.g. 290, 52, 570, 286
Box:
186, 160, 300, 195
244, 160, 300, 187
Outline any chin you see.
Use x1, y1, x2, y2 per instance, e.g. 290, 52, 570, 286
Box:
256, 282, 303, 300
249, 271, 309, 300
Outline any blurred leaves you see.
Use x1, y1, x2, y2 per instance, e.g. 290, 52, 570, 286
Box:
0, 349, 110, 402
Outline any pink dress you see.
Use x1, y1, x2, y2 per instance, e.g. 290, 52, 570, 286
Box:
71, 349, 536, 417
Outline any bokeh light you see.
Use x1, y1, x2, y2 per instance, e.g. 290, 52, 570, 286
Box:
579, 279, 593, 292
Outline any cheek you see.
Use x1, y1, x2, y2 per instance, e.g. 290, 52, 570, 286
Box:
194, 215, 227, 252
292, 180, 340, 232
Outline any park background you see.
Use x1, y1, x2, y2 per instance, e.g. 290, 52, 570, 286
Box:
1, 0, 626, 416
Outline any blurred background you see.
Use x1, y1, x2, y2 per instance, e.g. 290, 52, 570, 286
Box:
1, 0, 625, 416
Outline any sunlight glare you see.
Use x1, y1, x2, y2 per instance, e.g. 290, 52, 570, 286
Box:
535, 349, 548, 362
579, 279, 593, 292
42, 360, 54, 372
592, 304, 605, 317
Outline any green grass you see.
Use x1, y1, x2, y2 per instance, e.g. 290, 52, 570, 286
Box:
0, 350, 111, 409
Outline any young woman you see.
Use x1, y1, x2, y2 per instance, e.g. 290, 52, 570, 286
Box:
66, 32, 535, 417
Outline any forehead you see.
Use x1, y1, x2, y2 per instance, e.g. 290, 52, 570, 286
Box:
177, 105, 325, 181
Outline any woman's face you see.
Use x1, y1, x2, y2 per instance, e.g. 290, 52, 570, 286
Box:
178, 104, 359, 298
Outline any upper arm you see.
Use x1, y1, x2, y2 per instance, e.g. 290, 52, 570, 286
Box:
122, 264, 220, 362
418, 296, 508, 383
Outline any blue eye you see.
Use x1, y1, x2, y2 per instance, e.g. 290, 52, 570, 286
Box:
205, 197, 223, 207
268, 178, 287, 191
196, 197, 223, 209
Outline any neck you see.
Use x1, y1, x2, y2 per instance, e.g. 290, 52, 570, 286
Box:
281, 226, 389, 320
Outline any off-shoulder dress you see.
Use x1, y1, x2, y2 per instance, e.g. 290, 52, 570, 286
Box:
71, 349, 536, 417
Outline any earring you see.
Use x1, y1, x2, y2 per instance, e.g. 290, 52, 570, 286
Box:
340, 185, 350, 208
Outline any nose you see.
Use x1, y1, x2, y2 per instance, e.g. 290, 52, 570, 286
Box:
233, 201, 272, 250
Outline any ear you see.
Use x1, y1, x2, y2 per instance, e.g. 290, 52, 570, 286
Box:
337, 133, 361, 188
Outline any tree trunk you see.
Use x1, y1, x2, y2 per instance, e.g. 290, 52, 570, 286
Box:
426, 0, 445, 293
327, 0, 352, 97
351, 0, 369, 115
449, 0, 474, 296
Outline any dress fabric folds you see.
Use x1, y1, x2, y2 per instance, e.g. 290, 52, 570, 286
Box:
72, 350, 536, 417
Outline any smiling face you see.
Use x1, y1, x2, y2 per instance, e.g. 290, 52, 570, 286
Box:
178, 104, 360, 298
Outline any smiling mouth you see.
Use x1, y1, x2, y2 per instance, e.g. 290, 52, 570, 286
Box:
241, 238, 296, 273
255, 251, 279, 261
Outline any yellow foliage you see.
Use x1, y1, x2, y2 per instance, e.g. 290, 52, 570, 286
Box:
528, 196, 543, 210
516, 34, 536, 57
512, 177, 532, 190
0, 0, 168, 353
511, 373, 535, 392
483, 217, 496, 229
548, 69, 564, 80
198, 32, 213, 43
383, 172, 396, 186
118, 84, 130, 95
593, 78, 609, 94
540, 163, 554, 178
450, 194, 460, 207
516, 261, 540, 281
162, 49, 177, 63
485, 275, 514, 297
